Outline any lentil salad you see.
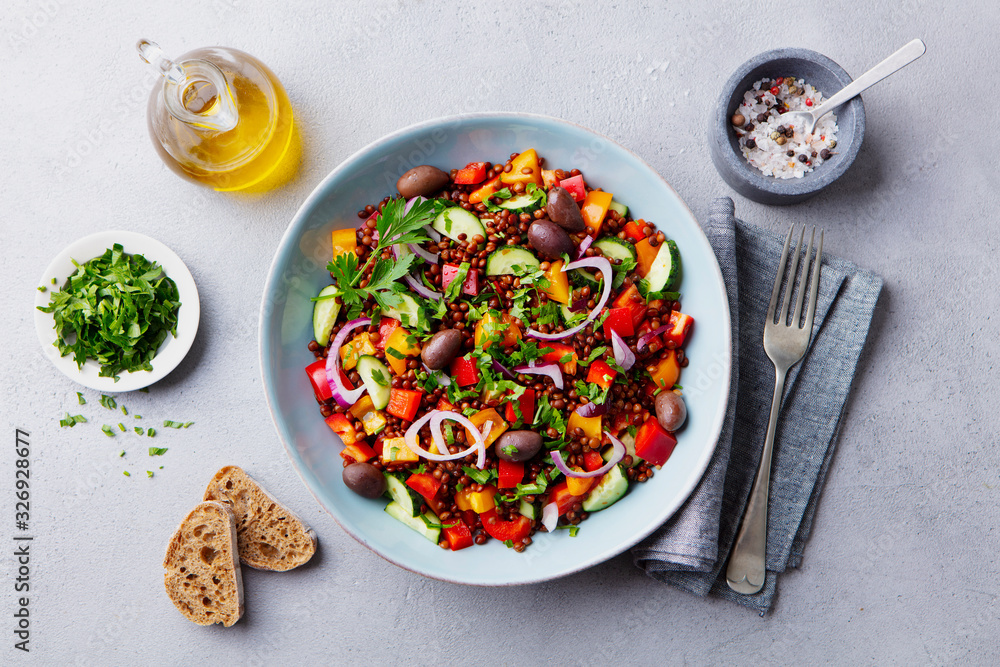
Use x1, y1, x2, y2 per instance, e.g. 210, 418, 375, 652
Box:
304, 149, 695, 552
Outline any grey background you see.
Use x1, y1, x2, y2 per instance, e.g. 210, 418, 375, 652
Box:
2, 0, 997, 664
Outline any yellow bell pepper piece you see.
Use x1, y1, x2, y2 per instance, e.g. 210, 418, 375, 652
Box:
541, 259, 570, 305
649, 350, 681, 390
500, 148, 542, 186
339, 332, 376, 371
456, 485, 498, 513
465, 408, 508, 449
567, 412, 602, 441
331, 228, 357, 258
474, 312, 521, 350
349, 395, 386, 436
580, 190, 614, 236
380, 437, 419, 463
384, 326, 421, 375
566, 469, 596, 496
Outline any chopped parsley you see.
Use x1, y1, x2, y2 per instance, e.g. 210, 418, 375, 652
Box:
147, 428, 156, 437
122, 470, 130, 477
146, 470, 154, 478
76, 392, 86, 405
101, 425, 115, 437
99, 395, 117, 410
443, 262, 471, 302
533, 396, 567, 438
463, 466, 496, 485
59, 413, 88, 427
148, 447, 168, 456
36, 244, 181, 380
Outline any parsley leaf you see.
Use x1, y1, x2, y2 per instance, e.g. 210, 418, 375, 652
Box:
443, 262, 471, 302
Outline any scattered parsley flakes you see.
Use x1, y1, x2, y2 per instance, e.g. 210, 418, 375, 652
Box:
146, 470, 154, 478
101, 425, 115, 437
99, 395, 117, 410
36, 244, 181, 380
122, 470, 130, 477
37, 286, 46, 293
134, 426, 143, 435
119, 450, 125, 457
148, 447, 168, 456
121, 405, 128, 416
163, 420, 183, 428
77, 392, 86, 405
147, 428, 156, 437
117, 422, 126, 432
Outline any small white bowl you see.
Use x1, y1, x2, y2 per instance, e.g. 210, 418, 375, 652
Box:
34, 230, 200, 393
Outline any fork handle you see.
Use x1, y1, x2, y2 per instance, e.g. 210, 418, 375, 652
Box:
726, 365, 788, 595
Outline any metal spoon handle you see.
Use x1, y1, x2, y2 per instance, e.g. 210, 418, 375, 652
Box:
813, 39, 926, 120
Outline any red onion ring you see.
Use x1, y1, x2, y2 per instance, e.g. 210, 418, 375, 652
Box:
403, 196, 424, 214
574, 401, 608, 418
551, 432, 625, 478
527, 256, 613, 341
541, 502, 559, 532
403, 410, 487, 468
637, 324, 671, 351
423, 225, 441, 243
610, 330, 636, 371
513, 362, 564, 390
325, 317, 371, 407
577, 234, 594, 258
403, 273, 441, 299
407, 243, 439, 263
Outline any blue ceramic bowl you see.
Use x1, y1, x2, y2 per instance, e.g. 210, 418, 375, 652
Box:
710, 48, 866, 205
259, 113, 732, 585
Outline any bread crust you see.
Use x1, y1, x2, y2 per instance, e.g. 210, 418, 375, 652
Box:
163, 501, 244, 627
203, 466, 317, 572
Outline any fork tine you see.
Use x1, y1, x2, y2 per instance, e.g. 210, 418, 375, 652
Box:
767, 226, 795, 323
792, 227, 815, 327
779, 226, 806, 324
803, 229, 824, 332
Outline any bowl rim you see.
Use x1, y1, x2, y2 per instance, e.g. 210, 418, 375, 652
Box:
714, 47, 866, 196
34, 230, 201, 393
258, 111, 732, 585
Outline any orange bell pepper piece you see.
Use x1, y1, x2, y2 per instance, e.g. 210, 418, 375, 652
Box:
455, 485, 497, 513
339, 332, 376, 372
541, 259, 570, 305
580, 190, 613, 236
567, 411, 602, 441
500, 148, 542, 186
474, 312, 521, 350
464, 408, 507, 448
634, 238, 658, 278
340, 442, 376, 463
566, 469, 595, 496
649, 349, 681, 390
384, 326, 421, 375
469, 175, 501, 204
331, 228, 357, 258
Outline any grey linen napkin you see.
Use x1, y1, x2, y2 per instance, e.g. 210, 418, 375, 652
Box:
631, 197, 883, 614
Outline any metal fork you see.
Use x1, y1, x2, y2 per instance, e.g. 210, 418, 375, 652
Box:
726, 225, 823, 595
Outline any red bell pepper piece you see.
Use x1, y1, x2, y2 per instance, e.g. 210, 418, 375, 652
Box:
611, 410, 645, 435
454, 162, 488, 185
461, 509, 478, 529
372, 434, 385, 456
622, 220, 646, 242
585, 360, 617, 389
441, 264, 480, 295
583, 450, 605, 472
497, 459, 525, 489
541, 342, 578, 375
442, 519, 474, 550
613, 284, 647, 329
377, 317, 401, 351
340, 442, 376, 463
449, 356, 480, 387
436, 398, 457, 412
664, 311, 694, 347
325, 413, 358, 446
602, 306, 635, 339
306, 360, 333, 402
504, 388, 536, 424
546, 481, 581, 515
405, 472, 442, 501
557, 174, 586, 202
386, 388, 423, 422
480, 509, 532, 542
633, 417, 678, 467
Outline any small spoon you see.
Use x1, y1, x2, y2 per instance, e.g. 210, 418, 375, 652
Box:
780, 39, 926, 135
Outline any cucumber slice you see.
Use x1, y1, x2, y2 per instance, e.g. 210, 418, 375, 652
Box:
382, 292, 423, 329
519, 499, 537, 520
384, 473, 421, 517
356, 355, 391, 409
384, 501, 441, 544
643, 239, 681, 293
608, 200, 628, 218
593, 237, 638, 288
485, 246, 540, 276
569, 267, 600, 287
581, 464, 629, 512
497, 193, 541, 213
312, 285, 341, 345
603, 432, 642, 467
433, 207, 486, 242
560, 303, 586, 326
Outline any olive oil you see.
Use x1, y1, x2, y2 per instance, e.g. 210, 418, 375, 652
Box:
139, 40, 300, 192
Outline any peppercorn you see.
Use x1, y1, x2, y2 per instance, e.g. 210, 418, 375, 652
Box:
776, 136, 787, 146
731, 113, 745, 126
797, 154, 808, 163
744, 138, 756, 149
820, 148, 832, 160
756, 112, 768, 123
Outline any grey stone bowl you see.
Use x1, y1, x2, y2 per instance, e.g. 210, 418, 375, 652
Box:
709, 48, 865, 205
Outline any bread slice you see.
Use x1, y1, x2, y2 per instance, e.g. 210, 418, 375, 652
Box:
203, 466, 317, 572
163, 501, 244, 627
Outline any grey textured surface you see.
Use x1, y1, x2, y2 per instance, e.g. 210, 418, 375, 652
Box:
2, 0, 998, 664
